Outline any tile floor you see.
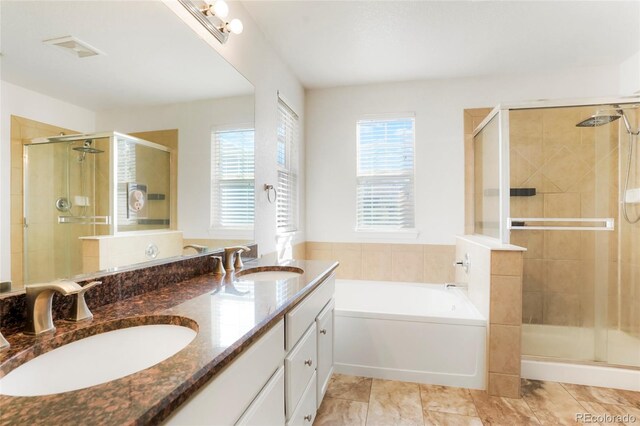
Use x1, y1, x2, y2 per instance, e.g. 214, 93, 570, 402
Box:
314, 374, 640, 426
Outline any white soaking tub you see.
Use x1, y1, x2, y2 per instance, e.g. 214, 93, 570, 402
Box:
335, 279, 487, 389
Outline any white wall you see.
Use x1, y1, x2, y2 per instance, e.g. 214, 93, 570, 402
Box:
163, 0, 306, 257
620, 49, 640, 95
305, 64, 621, 245
0, 81, 96, 281
96, 96, 254, 239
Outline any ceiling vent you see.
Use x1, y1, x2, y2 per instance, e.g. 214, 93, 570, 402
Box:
43, 36, 105, 58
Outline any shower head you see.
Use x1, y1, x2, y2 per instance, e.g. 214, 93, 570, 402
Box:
575, 112, 622, 128
72, 140, 103, 154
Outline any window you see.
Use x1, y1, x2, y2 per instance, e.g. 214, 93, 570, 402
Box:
277, 97, 299, 234
211, 128, 255, 235
356, 116, 415, 231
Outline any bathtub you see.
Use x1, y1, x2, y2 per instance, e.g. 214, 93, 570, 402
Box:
334, 279, 487, 389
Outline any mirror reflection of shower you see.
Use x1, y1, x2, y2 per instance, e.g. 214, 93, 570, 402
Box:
55, 139, 103, 216
576, 106, 640, 224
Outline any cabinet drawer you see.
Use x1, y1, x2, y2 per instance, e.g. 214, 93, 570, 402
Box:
316, 299, 334, 408
236, 366, 285, 426
286, 372, 317, 426
286, 274, 335, 351
165, 320, 285, 426
285, 323, 317, 419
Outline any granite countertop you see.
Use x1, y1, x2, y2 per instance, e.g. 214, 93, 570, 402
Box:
0, 258, 339, 425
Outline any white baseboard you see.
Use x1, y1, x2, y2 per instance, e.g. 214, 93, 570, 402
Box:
521, 359, 640, 391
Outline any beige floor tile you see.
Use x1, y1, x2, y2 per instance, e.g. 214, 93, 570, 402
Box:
470, 389, 540, 425
314, 397, 368, 426
521, 379, 586, 425
561, 383, 635, 406
423, 410, 483, 426
420, 384, 477, 417
326, 374, 373, 403
367, 379, 423, 426
616, 390, 640, 410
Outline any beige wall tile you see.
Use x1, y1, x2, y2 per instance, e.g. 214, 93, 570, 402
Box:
543, 260, 581, 293
307, 241, 332, 251
333, 245, 362, 280
543, 292, 580, 326
292, 242, 306, 259
523, 259, 543, 292
361, 244, 392, 281
392, 244, 424, 283
543, 231, 581, 260
490, 275, 522, 326
543, 193, 581, 218
490, 251, 523, 276
307, 241, 333, 261
522, 291, 543, 324
488, 373, 521, 398
489, 324, 521, 375
424, 245, 455, 283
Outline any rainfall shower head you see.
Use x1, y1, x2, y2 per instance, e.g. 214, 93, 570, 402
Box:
72, 140, 103, 154
575, 112, 622, 128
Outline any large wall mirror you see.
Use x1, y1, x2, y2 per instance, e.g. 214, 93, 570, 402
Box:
0, 0, 255, 293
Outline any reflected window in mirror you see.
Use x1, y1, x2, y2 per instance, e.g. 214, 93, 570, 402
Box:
210, 127, 255, 238
276, 98, 299, 234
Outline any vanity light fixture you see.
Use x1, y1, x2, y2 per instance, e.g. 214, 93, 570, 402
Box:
178, 0, 243, 45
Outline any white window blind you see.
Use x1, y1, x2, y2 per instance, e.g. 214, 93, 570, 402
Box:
357, 116, 415, 230
211, 128, 255, 232
277, 97, 299, 234
117, 139, 137, 225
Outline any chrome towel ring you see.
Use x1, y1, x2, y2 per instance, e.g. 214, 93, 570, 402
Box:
264, 184, 277, 204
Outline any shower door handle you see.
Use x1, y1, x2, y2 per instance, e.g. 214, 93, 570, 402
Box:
508, 217, 615, 231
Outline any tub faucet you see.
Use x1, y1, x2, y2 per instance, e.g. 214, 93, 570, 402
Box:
25, 280, 101, 335
184, 244, 208, 254
445, 282, 468, 289
223, 246, 250, 271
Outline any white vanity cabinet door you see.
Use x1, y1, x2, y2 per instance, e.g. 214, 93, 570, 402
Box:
286, 373, 317, 426
236, 366, 285, 426
285, 323, 317, 420
316, 299, 334, 408
164, 320, 285, 426
286, 274, 335, 351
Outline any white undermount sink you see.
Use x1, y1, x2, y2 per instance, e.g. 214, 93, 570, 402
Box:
237, 267, 304, 281
0, 324, 196, 396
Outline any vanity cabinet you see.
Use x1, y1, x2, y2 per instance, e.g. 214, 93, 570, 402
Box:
316, 299, 334, 408
236, 366, 286, 426
164, 320, 285, 426
285, 274, 335, 424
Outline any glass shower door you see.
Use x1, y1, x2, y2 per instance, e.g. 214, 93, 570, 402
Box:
509, 105, 619, 364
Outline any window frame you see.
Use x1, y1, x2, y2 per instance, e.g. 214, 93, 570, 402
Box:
276, 96, 299, 235
355, 113, 419, 238
209, 123, 255, 240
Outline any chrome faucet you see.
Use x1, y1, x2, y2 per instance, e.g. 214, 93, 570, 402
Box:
445, 282, 468, 289
25, 280, 101, 335
223, 246, 250, 271
184, 244, 208, 254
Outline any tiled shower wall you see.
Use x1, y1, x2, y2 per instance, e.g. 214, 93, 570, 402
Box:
508, 107, 619, 328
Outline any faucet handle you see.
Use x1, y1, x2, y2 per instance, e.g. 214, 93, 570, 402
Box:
69, 281, 101, 322
210, 255, 225, 275
233, 246, 250, 270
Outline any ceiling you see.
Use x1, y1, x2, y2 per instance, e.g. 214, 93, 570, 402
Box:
243, 0, 640, 89
1, 1, 254, 111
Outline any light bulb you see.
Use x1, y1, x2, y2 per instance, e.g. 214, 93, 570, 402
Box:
212, 0, 229, 19
227, 18, 243, 35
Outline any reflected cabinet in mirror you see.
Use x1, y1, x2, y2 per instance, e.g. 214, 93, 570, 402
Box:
1, 0, 255, 292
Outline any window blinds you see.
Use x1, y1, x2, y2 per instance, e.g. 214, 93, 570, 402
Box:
356, 117, 415, 230
211, 129, 255, 230
277, 98, 299, 233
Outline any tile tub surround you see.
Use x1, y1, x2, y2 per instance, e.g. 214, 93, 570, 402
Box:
305, 242, 456, 283
456, 236, 525, 399
314, 373, 640, 426
0, 258, 338, 425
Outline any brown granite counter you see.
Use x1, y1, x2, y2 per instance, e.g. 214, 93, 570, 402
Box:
0, 258, 338, 425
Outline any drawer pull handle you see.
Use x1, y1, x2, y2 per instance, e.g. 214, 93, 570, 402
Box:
320, 328, 327, 335
304, 414, 313, 422
304, 359, 313, 366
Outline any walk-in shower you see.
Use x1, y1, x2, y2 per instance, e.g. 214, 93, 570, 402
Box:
22, 132, 171, 284
472, 98, 640, 383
